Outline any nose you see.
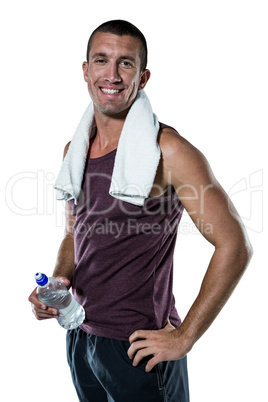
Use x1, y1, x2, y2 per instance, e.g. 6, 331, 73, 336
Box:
104, 62, 122, 83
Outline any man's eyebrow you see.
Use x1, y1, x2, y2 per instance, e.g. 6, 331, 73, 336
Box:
91, 52, 107, 59
91, 52, 137, 64
119, 55, 136, 64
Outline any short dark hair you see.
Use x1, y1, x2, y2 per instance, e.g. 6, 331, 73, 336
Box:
86, 20, 148, 71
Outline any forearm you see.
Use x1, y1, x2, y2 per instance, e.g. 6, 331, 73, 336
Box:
52, 233, 75, 284
178, 242, 253, 350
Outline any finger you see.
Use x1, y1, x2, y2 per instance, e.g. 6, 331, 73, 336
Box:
34, 312, 57, 320
29, 297, 47, 313
127, 340, 148, 359
32, 304, 59, 320
28, 288, 47, 310
57, 276, 71, 288
132, 347, 154, 367
145, 355, 160, 372
129, 329, 150, 344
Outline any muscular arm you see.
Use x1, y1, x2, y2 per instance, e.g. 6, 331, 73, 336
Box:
128, 128, 253, 371
164, 129, 252, 344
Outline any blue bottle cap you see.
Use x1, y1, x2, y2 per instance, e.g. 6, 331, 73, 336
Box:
35, 272, 48, 287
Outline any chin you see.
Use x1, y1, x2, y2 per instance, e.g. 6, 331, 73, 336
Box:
97, 104, 130, 117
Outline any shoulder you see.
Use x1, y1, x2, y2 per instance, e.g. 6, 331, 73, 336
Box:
158, 126, 207, 168
158, 126, 214, 187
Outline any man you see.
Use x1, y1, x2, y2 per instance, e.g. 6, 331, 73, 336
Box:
29, 20, 253, 401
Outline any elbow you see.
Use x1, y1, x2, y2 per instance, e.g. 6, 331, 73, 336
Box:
219, 233, 254, 276
234, 236, 254, 274
245, 240, 254, 264
232, 222, 254, 267
241, 226, 254, 263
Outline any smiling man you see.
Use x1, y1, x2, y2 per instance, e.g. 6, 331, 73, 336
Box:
83, 31, 150, 118
29, 20, 253, 401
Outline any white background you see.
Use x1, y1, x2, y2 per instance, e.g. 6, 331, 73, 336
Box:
1, 0, 267, 401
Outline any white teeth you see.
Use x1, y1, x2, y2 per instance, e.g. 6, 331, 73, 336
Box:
101, 88, 120, 94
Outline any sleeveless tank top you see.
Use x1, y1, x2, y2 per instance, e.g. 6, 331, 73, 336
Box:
68, 123, 184, 341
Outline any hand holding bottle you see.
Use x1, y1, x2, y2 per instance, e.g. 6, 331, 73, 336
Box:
29, 276, 71, 320
30, 273, 85, 329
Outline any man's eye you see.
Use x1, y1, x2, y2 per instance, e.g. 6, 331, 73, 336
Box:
95, 59, 106, 64
120, 61, 133, 68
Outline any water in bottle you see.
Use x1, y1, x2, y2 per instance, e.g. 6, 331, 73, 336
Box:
35, 273, 85, 329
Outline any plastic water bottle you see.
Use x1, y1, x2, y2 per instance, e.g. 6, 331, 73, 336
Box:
35, 273, 85, 330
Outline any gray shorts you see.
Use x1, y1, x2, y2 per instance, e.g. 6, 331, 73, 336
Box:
66, 327, 190, 402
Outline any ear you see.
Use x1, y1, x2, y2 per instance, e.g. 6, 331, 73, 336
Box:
82, 61, 89, 82
138, 69, 151, 90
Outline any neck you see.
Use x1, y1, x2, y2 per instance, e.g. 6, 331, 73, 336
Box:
92, 107, 129, 151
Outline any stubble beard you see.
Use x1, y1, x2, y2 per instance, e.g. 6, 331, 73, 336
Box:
94, 93, 136, 119
95, 102, 128, 117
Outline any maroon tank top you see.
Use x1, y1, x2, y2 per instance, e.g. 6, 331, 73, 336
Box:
69, 123, 184, 340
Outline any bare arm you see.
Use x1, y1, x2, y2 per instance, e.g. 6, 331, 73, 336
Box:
165, 129, 253, 345
128, 128, 253, 371
53, 141, 75, 282
52, 201, 76, 282
29, 142, 76, 320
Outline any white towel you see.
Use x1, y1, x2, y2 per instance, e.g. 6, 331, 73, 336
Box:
54, 90, 160, 207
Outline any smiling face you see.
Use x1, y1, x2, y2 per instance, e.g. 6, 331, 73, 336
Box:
82, 32, 150, 118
